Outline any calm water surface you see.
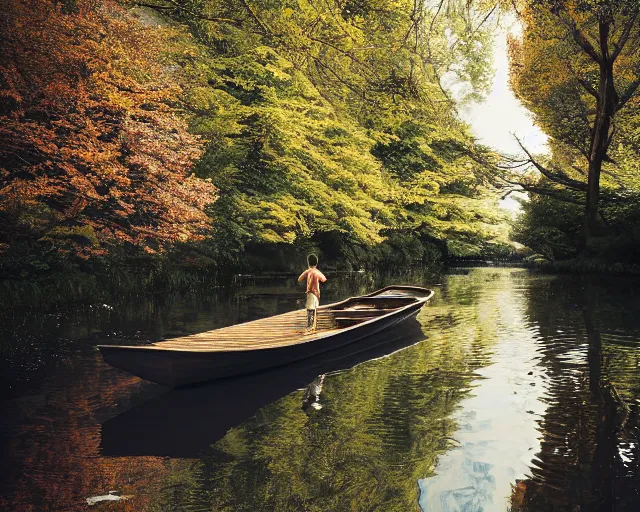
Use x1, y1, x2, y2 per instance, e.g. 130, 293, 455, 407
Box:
1, 268, 640, 511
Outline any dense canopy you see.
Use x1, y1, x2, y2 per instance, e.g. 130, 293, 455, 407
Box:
505, 0, 640, 260
0, 0, 217, 262
0, 0, 513, 276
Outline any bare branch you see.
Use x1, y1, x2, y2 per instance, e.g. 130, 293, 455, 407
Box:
496, 160, 627, 206
513, 135, 588, 192
497, 175, 585, 205
402, 0, 423, 48
617, 76, 640, 112
496, 159, 531, 170
429, 0, 446, 33
612, 7, 640, 61
500, 188, 522, 200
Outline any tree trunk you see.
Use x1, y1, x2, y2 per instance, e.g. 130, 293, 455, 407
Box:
584, 21, 617, 245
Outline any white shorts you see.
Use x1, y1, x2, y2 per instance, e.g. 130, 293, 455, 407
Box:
305, 293, 319, 310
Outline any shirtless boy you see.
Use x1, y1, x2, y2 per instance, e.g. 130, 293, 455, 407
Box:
298, 254, 327, 331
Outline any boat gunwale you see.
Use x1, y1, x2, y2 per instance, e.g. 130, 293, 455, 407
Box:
96, 286, 434, 354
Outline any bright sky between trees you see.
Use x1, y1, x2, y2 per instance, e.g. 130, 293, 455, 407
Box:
462, 16, 548, 156
460, 15, 549, 212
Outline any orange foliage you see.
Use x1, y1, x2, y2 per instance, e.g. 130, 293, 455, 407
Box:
0, 0, 216, 257
0, 352, 187, 512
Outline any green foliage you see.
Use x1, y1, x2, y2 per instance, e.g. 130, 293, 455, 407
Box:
153, 0, 509, 269
513, 189, 640, 263
512, 193, 582, 260
2, 0, 510, 279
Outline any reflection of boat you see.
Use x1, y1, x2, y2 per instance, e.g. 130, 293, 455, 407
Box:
97, 286, 433, 387
100, 321, 427, 457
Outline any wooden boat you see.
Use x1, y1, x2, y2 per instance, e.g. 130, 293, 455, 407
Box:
97, 285, 433, 387
101, 321, 427, 457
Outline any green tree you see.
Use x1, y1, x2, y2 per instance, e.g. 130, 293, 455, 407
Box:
506, 0, 640, 248
134, 0, 510, 268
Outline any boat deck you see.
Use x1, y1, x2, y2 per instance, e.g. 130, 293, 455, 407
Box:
151, 309, 338, 352
115, 305, 401, 352
101, 290, 429, 355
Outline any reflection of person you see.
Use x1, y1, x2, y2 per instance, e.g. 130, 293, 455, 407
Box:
297, 254, 327, 331
302, 374, 326, 411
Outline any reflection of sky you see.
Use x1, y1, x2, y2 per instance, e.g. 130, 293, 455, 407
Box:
418, 274, 549, 511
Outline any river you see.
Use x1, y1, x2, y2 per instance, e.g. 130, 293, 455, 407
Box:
1, 267, 639, 511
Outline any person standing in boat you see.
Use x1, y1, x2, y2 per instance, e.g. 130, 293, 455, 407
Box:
298, 254, 327, 332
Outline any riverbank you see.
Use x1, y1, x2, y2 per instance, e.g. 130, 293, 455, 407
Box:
523, 256, 640, 276
7, 252, 640, 317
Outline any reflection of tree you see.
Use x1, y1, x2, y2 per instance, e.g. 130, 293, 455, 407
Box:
0, 351, 195, 512
510, 276, 640, 511
190, 272, 505, 511
1, 268, 446, 511
201, 360, 472, 511
18, 270, 640, 510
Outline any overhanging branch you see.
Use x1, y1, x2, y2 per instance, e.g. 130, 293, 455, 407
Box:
612, 7, 640, 61
496, 175, 585, 205
513, 135, 588, 192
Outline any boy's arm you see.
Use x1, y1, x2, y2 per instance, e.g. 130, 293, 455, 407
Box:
298, 269, 309, 283
318, 270, 327, 282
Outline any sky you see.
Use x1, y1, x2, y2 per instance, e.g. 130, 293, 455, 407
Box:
457, 16, 549, 212
460, 17, 548, 156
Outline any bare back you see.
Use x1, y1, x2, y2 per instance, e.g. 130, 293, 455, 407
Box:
298, 267, 327, 299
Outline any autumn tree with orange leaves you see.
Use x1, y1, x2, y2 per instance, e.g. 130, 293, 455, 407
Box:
0, 0, 216, 271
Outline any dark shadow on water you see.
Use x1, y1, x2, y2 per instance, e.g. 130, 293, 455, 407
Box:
511, 276, 640, 511
100, 321, 427, 458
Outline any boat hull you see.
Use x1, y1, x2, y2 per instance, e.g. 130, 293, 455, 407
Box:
100, 321, 427, 457
99, 303, 423, 387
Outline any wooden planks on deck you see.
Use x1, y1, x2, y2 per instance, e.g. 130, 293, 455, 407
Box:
146, 309, 339, 352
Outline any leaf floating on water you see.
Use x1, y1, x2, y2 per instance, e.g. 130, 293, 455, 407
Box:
86, 491, 132, 506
